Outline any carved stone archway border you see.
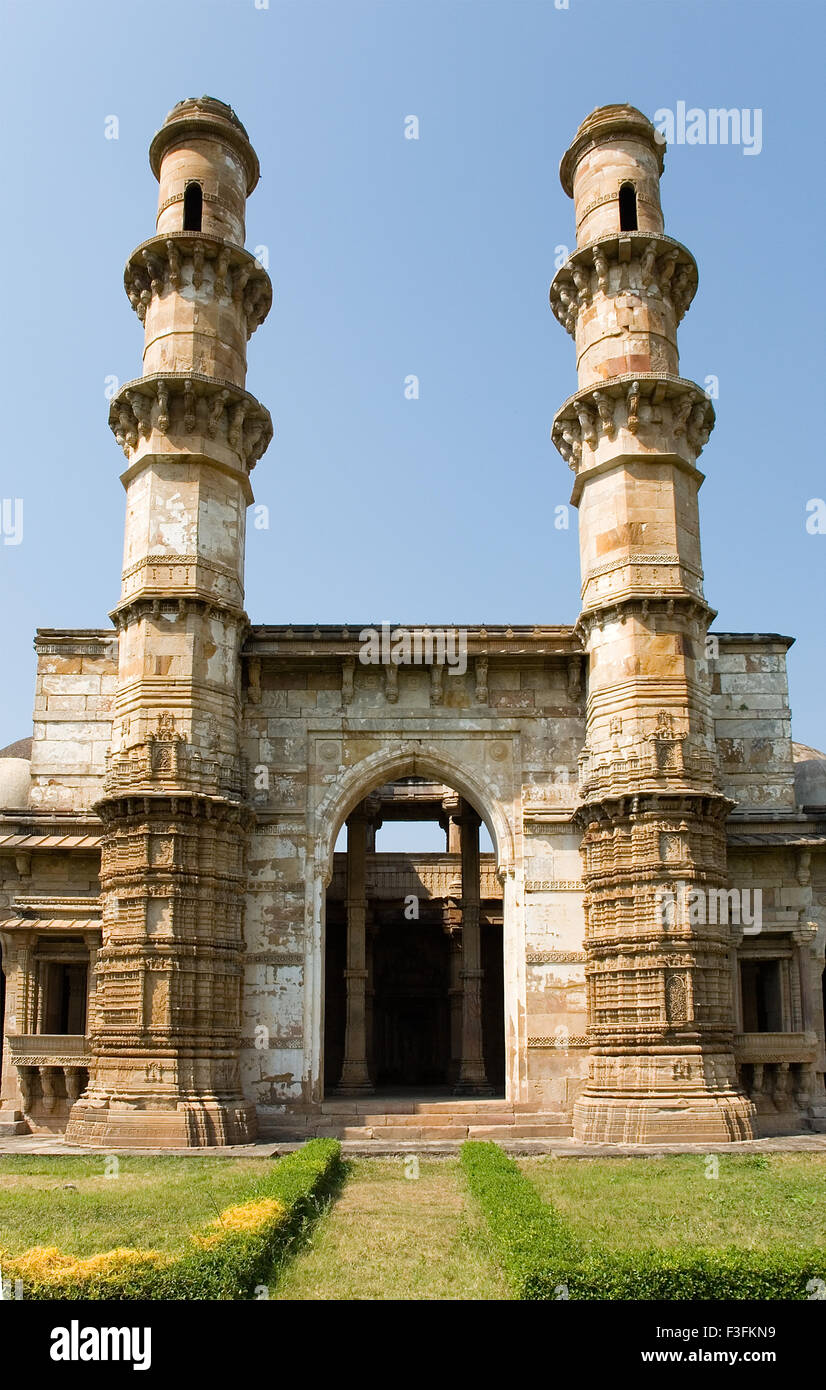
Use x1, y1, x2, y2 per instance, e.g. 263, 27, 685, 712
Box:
312, 740, 516, 880
302, 738, 524, 1105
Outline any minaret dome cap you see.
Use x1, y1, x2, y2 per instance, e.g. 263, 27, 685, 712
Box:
559, 103, 665, 197
149, 95, 260, 194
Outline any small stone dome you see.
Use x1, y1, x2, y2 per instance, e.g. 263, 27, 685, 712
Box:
149, 94, 259, 192
560, 103, 665, 194
793, 742, 826, 808
0, 736, 31, 810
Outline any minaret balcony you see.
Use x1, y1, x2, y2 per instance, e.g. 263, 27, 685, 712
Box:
109, 372, 272, 478
552, 373, 715, 480
550, 230, 697, 338
125, 233, 271, 337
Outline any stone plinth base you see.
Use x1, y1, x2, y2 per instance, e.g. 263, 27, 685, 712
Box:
65, 1098, 258, 1149
0, 1108, 29, 1137
573, 1089, 755, 1144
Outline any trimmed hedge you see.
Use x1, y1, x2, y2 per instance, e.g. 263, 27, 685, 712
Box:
460, 1141, 825, 1301
2, 1138, 342, 1300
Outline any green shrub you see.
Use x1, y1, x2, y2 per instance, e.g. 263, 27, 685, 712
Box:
4, 1138, 342, 1301
461, 1141, 824, 1301
460, 1141, 581, 1297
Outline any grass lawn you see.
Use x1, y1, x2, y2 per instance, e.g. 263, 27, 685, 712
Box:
273, 1156, 510, 1300
0, 1155, 275, 1256
520, 1154, 826, 1251
3, 1150, 824, 1299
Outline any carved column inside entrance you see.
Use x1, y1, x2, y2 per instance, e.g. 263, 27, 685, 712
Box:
443, 794, 463, 854
336, 804, 374, 1093
443, 891, 463, 1085
454, 803, 492, 1095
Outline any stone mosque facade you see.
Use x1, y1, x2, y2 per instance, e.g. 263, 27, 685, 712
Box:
0, 98, 824, 1147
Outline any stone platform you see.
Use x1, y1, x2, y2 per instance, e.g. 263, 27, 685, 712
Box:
2, 1131, 825, 1159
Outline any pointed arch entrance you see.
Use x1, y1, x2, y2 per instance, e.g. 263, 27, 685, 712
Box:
306, 745, 519, 1105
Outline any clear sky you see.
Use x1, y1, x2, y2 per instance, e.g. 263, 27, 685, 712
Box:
1, 0, 824, 789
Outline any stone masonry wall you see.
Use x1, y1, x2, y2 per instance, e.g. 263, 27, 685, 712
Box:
29, 631, 117, 812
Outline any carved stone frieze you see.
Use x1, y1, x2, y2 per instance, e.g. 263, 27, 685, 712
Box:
103, 727, 247, 800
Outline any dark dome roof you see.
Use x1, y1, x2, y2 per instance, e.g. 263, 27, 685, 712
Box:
0, 736, 32, 759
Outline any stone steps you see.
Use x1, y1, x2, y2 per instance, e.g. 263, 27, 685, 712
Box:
328, 1121, 571, 1141
261, 1102, 572, 1142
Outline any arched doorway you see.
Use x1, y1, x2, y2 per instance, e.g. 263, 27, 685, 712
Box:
322, 776, 505, 1099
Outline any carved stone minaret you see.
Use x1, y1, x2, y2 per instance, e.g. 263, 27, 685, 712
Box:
66, 98, 272, 1146
551, 105, 755, 1142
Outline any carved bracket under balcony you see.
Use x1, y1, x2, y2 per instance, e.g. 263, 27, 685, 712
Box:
109, 373, 272, 470
574, 591, 714, 641
125, 233, 272, 337
550, 231, 698, 336
109, 590, 247, 632
552, 373, 715, 469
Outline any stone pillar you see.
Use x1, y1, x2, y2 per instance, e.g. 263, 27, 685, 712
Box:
0, 931, 34, 1113
365, 915, 377, 1079
552, 105, 754, 1142
34, 959, 45, 1034
83, 931, 100, 1039
453, 805, 492, 1095
443, 888, 463, 1085
336, 807, 374, 1093
793, 921, 819, 1033
443, 793, 462, 854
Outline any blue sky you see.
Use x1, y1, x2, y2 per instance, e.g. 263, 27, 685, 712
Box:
1, 0, 824, 790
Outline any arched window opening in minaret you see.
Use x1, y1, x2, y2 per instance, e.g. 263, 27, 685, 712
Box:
183, 181, 203, 231
619, 182, 638, 231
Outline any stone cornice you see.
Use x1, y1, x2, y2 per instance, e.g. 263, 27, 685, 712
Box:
33, 630, 117, 658
12, 895, 102, 909
95, 788, 255, 825
243, 624, 584, 658
574, 789, 734, 827
109, 591, 247, 632
712, 632, 796, 651
574, 592, 715, 640
125, 233, 271, 337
